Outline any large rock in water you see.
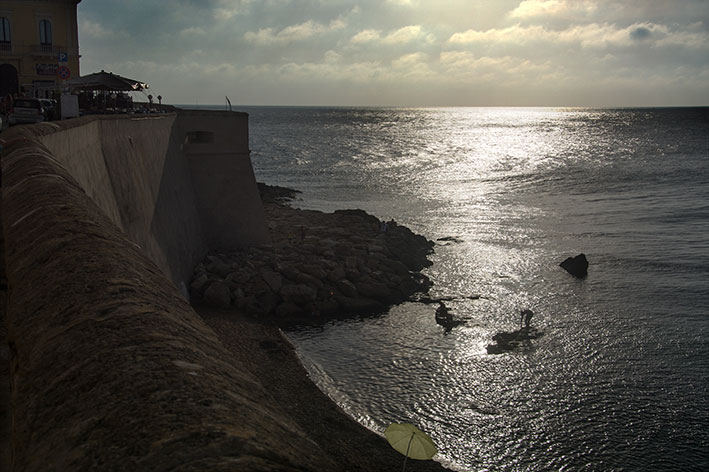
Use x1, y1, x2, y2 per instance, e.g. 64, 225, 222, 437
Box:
560, 253, 589, 278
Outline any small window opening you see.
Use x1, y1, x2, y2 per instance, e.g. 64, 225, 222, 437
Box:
185, 131, 214, 144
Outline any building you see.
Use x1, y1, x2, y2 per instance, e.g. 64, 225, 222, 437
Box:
0, 0, 81, 98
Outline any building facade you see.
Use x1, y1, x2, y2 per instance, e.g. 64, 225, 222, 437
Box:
0, 0, 81, 98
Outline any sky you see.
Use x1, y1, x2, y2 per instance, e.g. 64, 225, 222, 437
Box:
77, 0, 709, 107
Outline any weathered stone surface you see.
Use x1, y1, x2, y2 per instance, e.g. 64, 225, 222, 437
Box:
336, 279, 358, 298
206, 258, 232, 278
560, 253, 589, 278
276, 302, 303, 317
203, 280, 232, 308
261, 269, 282, 293
281, 284, 317, 305
327, 266, 346, 282
356, 279, 391, 301
189, 272, 210, 293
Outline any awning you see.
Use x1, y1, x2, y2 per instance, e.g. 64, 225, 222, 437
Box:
64, 70, 149, 92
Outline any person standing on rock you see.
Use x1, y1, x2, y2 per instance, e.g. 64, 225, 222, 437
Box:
436, 301, 453, 326
520, 309, 534, 329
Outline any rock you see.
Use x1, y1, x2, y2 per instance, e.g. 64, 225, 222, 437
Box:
275, 302, 303, 317
355, 279, 391, 301
279, 265, 302, 282
486, 328, 544, 354
203, 280, 232, 308
280, 284, 317, 305
335, 279, 358, 298
189, 272, 210, 294
327, 266, 346, 282
260, 270, 282, 293
206, 258, 232, 278
300, 263, 328, 280
335, 295, 383, 313
436, 236, 463, 243
257, 292, 281, 314
560, 253, 589, 278
225, 269, 251, 287
295, 271, 323, 289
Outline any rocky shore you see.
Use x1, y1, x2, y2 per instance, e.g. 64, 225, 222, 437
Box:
191, 184, 451, 470
190, 183, 435, 321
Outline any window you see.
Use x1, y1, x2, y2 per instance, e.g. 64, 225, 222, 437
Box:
0, 17, 10, 43
39, 19, 52, 45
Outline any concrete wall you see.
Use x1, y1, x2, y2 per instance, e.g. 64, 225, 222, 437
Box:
182, 111, 271, 250
0, 132, 332, 471
15, 111, 269, 292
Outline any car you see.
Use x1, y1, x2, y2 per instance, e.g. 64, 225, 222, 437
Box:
8, 98, 47, 125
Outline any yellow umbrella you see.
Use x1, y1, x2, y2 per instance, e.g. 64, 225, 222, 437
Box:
385, 423, 437, 472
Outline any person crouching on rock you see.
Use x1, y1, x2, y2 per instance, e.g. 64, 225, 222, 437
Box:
520, 309, 534, 329
436, 302, 453, 326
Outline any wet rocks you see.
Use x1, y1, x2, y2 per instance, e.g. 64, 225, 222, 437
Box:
486, 328, 544, 354
190, 184, 435, 320
560, 253, 589, 278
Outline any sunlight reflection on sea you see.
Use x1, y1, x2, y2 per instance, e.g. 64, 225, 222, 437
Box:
244, 106, 709, 471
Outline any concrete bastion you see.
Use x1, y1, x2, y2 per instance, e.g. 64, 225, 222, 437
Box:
0, 112, 339, 471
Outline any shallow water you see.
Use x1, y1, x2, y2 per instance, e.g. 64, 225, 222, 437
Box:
243, 106, 709, 471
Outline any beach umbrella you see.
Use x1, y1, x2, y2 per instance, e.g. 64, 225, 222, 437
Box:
385, 423, 437, 472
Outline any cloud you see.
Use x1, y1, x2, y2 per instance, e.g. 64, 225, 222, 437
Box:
244, 19, 345, 44
510, 0, 566, 18
77, 0, 709, 106
351, 29, 382, 44
383, 25, 429, 44
629, 26, 651, 40
79, 19, 129, 40
350, 25, 432, 46
448, 21, 709, 50
509, 0, 598, 20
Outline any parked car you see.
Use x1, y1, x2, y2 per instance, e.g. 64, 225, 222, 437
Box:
8, 98, 47, 125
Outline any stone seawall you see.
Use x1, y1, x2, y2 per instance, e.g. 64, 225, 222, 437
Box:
13, 112, 269, 291
0, 120, 332, 471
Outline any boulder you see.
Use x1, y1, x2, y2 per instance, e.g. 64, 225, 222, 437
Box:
189, 272, 210, 295
560, 253, 589, 278
260, 270, 283, 293
256, 292, 281, 314
355, 279, 391, 301
281, 284, 317, 305
206, 259, 232, 278
335, 279, 358, 298
275, 302, 303, 317
327, 266, 346, 283
300, 263, 328, 280
203, 280, 232, 308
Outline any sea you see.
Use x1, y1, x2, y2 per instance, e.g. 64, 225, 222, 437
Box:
192, 106, 709, 471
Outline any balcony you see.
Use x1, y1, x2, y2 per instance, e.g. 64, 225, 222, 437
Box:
31, 44, 61, 56
0, 41, 11, 53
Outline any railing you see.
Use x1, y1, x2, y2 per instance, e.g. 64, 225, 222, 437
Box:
0, 43, 80, 56
31, 44, 59, 54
